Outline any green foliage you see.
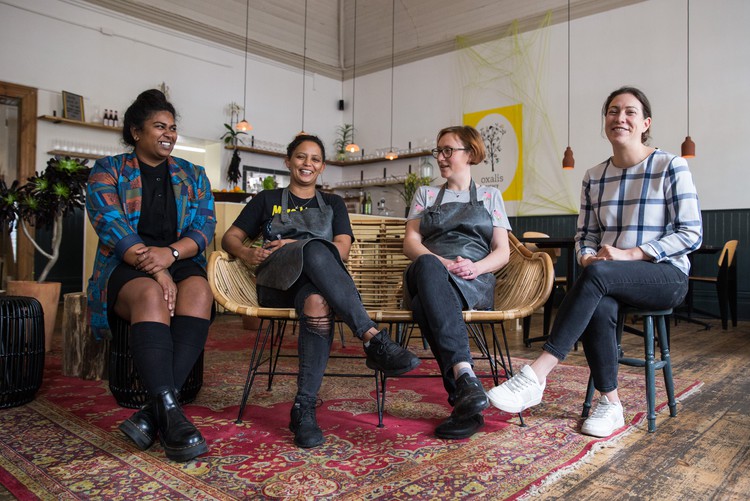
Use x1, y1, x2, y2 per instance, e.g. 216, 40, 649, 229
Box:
333, 123, 355, 159
396, 172, 431, 207
220, 123, 247, 145
262, 176, 277, 190
0, 156, 90, 231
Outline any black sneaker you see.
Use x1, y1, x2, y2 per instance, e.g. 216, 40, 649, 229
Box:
435, 413, 485, 440
289, 400, 324, 448
364, 329, 421, 376
451, 373, 489, 420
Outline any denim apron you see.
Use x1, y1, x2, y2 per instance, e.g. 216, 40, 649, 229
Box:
255, 188, 345, 290
413, 180, 495, 310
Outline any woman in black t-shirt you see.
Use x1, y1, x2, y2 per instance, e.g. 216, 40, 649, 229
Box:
222, 134, 419, 448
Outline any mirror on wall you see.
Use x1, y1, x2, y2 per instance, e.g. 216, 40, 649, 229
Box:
0, 95, 20, 287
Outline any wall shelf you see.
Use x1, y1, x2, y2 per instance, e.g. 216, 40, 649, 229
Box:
38, 115, 120, 132
47, 149, 102, 161
227, 145, 431, 166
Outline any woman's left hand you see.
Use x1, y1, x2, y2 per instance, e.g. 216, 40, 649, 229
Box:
263, 239, 294, 253
135, 246, 175, 274
447, 255, 478, 280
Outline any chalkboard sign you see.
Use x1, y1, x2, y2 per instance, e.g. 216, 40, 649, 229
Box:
62, 91, 84, 122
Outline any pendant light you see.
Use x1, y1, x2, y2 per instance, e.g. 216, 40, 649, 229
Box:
562, 0, 574, 169
236, 0, 252, 132
681, 0, 695, 158
384, 0, 398, 161
345, 0, 360, 153
298, 0, 309, 135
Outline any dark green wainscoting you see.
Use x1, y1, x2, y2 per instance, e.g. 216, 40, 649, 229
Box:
509, 208, 749, 322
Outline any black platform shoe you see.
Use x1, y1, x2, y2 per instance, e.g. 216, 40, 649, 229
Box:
451, 373, 489, 420
119, 401, 158, 450
153, 389, 208, 462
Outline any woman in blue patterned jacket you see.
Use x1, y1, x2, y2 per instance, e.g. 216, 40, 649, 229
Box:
487, 86, 702, 438
86, 89, 215, 462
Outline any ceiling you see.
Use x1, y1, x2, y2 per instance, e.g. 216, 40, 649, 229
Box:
81, 0, 645, 80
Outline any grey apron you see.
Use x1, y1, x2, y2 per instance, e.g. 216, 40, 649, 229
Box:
412, 180, 495, 310
255, 189, 346, 290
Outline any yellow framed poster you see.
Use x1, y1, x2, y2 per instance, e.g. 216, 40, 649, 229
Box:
464, 104, 523, 201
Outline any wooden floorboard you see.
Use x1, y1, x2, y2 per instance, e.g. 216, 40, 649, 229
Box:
509, 314, 750, 501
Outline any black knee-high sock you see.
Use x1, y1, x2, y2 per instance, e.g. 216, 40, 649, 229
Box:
129, 321, 175, 396
171, 315, 211, 391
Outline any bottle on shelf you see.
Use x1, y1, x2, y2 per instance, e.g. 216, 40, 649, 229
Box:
104, 109, 111, 127
359, 189, 365, 213
365, 192, 372, 215
113, 110, 119, 128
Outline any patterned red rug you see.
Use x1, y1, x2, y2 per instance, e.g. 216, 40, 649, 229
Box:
0, 318, 701, 500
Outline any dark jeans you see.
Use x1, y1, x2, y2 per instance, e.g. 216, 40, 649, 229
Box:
258, 240, 377, 402
405, 254, 472, 402
543, 260, 688, 393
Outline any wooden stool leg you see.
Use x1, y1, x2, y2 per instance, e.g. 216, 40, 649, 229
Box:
657, 315, 677, 417
643, 315, 658, 432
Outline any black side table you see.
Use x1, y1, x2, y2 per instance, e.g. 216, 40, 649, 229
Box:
0, 296, 45, 408
108, 316, 204, 409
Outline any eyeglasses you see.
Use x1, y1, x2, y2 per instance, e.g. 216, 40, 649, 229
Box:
431, 147, 469, 159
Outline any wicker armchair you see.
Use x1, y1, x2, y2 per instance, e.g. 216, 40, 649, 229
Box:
208, 218, 554, 426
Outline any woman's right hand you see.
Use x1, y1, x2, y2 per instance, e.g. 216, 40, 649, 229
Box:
153, 270, 177, 315
243, 246, 272, 266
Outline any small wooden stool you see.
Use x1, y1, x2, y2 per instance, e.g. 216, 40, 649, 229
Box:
582, 307, 676, 432
0, 296, 45, 408
108, 316, 204, 409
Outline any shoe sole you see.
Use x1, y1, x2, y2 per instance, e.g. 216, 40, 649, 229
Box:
435, 417, 485, 440
161, 438, 209, 462
366, 356, 421, 377
119, 420, 155, 451
580, 416, 626, 438
486, 392, 542, 414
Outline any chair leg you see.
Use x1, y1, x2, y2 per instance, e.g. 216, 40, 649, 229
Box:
582, 375, 596, 418
236, 319, 274, 424
717, 279, 729, 330
374, 370, 386, 428
643, 315, 657, 433
657, 315, 677, 417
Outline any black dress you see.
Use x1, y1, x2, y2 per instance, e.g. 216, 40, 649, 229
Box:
106, 159, 207, 317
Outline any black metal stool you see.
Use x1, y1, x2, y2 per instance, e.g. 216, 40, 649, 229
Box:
582, 307, 676, 432
0, 296, 45, 408
108, 316, 204, 409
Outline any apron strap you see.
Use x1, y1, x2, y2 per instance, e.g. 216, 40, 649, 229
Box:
280, 188, 327, 223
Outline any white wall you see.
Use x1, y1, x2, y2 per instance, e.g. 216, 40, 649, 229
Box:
344, 0, 750, 213
1, 0, 747, 212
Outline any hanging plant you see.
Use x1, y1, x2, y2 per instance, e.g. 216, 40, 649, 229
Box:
220, 123, 247, 187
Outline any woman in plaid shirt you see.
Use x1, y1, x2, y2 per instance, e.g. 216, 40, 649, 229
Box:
487, 86, 702, 437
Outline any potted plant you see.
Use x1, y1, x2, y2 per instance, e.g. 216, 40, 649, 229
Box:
394, 172, 432, 217
333, 123, 355, 161
1, 155, 90, 350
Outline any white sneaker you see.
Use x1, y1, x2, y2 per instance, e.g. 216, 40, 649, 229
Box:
486, 365, 545, 413
581, 396, 625, 437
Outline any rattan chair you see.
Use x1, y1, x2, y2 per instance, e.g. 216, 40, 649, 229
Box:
208, 218, 554, 427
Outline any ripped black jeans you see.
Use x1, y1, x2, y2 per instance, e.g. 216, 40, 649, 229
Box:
258, 240, 377, 402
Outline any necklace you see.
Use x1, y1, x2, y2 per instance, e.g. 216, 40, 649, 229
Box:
290, 192, 314, 210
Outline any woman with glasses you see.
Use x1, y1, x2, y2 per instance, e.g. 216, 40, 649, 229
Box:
403, 125, 511, 439
487, 87, 702, 438
222, 134, 420, 449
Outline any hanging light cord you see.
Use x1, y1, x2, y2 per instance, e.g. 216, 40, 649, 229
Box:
686, 0, 690, 136
566, 0, 571, 147
389, 0, 395, 151
301, 0, 309, 132
351, 0, 357, 140
241, 0, 249, 120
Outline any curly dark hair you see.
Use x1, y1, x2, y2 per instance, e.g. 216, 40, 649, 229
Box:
122, 89, 177, 147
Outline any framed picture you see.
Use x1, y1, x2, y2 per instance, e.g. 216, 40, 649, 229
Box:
62, 91, 85, 122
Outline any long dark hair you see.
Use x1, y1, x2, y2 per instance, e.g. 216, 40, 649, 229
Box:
602, 86, 653, 144
122, 89, 177, 147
